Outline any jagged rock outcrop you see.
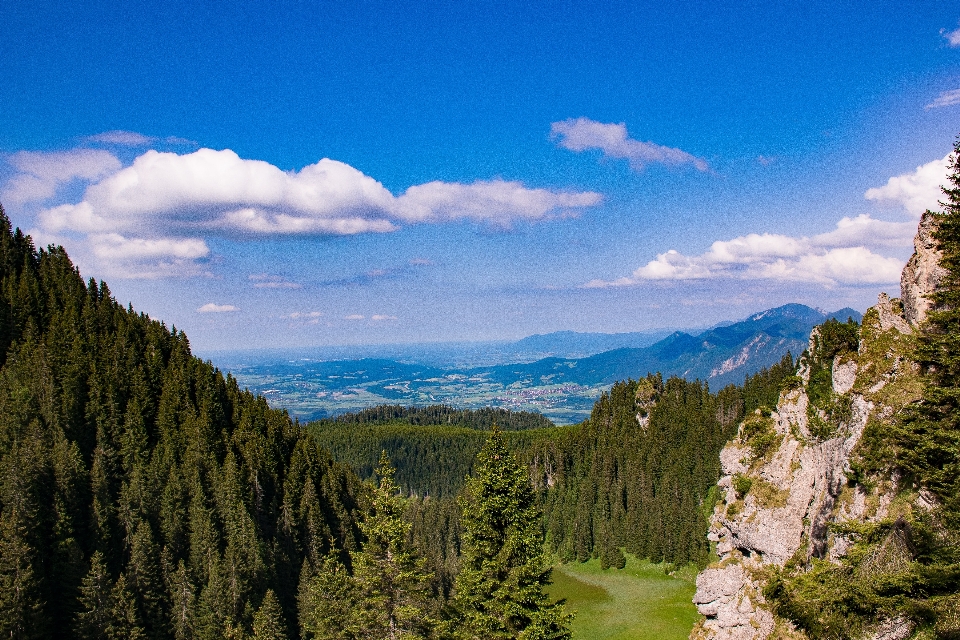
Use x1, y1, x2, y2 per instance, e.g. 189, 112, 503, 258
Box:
691, 214, 938, 640
901, 210, 946, 327
691, 298, 917, 640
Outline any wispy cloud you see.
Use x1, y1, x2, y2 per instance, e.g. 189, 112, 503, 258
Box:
925, 88, 960, 110
344, 314, 365, 320
942, 26, 960, 47
371, 314, 398, 321
283, 310, 323, 324
85, 131, 157, 146
551, 117, 709, 172
249, 273, 302, 289
2, 150, 121, 205
198, 303, 238, 313
24, 147, 601, 277
864, 153, 952, 216
84, 130, 198, 147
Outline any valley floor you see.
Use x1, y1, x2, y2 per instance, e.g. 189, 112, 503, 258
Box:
548, 556, 700, 640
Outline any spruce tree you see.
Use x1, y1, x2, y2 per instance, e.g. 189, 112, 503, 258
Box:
452, 428, 571, 640
298, 555, 358, 640
351, 451, 436, 639
252, 590, 286, 640
901, 137, 960, 517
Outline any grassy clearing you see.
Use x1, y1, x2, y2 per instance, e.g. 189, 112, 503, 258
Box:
548, 556, 700, 640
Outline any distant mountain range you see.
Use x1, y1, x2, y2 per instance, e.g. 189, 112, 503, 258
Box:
215, 303, 862, 424
479, 304, 862, 389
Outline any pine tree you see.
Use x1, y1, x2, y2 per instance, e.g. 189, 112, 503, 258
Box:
452, 428, 571, 640
0, 505, 43, 639
351, 451, 436, 639
252, 590, 286, 640
901, 137, 960, 516
298, 555, 358, 640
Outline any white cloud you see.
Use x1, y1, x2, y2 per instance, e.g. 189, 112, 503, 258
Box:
864, 153, 951, 216
344, 314, 365, 320
25, 147, 601, 277
198, 303, 238, 313
85, 130, 157, 146
371, 314, 398, 321
284, 310, 323, 324
943, 26, 960, 47
811, 214, 917, 248
395, 179, 601, 225
586, 212, 912, 289
2, 150, 121, 205
249, 273, 302, 289
86, 233, 211, 278
926, 88, 960, 110
551, 117, 709, 172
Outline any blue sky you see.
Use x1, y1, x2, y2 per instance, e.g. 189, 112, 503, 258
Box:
2, 1, 959, 351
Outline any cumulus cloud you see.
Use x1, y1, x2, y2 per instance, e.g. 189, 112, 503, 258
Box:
2, 150, 121, 205
22, 147, 600, 278
586, 225, 905, 288
551, 117, 708, 172
198, 303, 238, 313
926, 88, 960, 110
864, 153, 952, 216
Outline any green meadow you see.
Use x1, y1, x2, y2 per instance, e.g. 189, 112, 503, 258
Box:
548, 556, 701, 640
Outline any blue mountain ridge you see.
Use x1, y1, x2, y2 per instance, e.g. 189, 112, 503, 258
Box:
221, 304, 862, 424
477, 304, 861, 389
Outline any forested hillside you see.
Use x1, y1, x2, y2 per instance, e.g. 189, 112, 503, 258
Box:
0, 208, 368, 637
312, 355, 795, 584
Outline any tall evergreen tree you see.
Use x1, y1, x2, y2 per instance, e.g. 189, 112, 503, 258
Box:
351, 451, 436, 639
451, 428, 571, 640
901, 137, 960, 515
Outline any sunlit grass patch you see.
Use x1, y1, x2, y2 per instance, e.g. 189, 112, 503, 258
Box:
548, 555, 700, 640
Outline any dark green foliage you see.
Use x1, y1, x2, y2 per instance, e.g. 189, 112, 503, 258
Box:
316, 356, 795, 574
298, 453, 437, 639
742, 353, 794, 415
900, 140, 960, 515
0, 207, 366, 638
731, 474, 753, 499
253, 590, 288, 640
803, 318, 859, 411
451, 429, 572, 640
310, 419, 569, 498
537, 375, 739, 567
323, 404, 554, 431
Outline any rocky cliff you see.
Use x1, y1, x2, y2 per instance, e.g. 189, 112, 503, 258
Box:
690, 215, 942, 640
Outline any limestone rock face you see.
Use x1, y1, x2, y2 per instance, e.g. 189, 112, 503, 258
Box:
691, 299, 919, 640
901, 210, 946, 327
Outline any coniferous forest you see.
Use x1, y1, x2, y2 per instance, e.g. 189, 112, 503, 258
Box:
0, 198, 802, 638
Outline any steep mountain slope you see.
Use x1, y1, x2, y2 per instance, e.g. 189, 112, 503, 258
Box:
0, 209, 366, 638
483, 304, 861, 389
691, 179, 958, 638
